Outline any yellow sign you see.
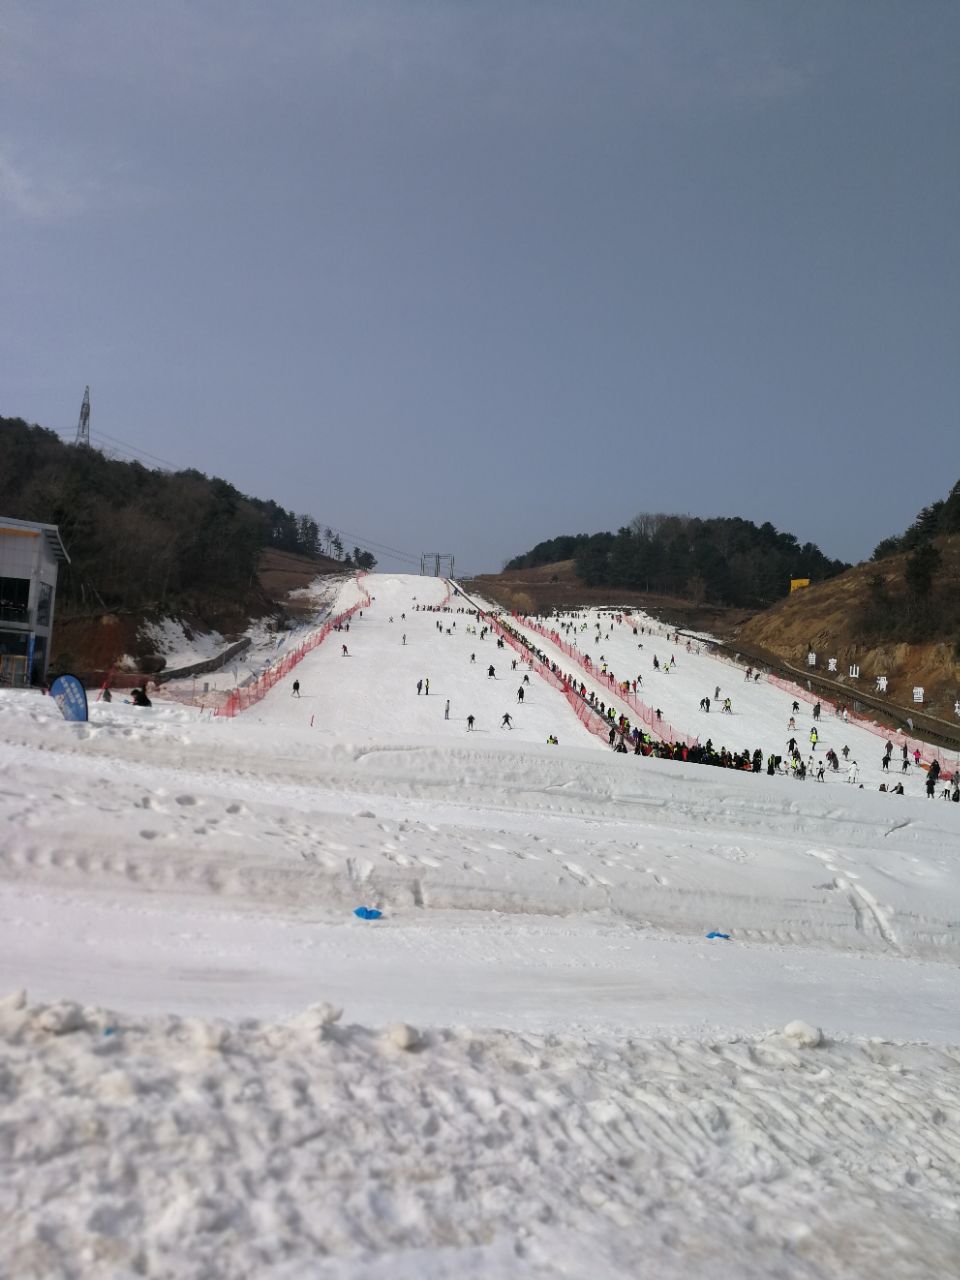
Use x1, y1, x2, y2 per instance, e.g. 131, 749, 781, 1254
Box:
790, 578, 810, 593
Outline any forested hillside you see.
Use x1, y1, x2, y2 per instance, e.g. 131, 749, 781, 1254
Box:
507, 514, 847, 608
855, 478, 960, 644
0, 417, 374, 614
871, 481, 960, 559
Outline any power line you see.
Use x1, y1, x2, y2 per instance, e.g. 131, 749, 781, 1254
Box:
52, 425, 179, 471
326, 526, 420, 564
91, 429, 180, 471
53, 424, 425, 569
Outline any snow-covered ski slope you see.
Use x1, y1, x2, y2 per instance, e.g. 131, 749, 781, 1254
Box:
1, 572, 958, 1280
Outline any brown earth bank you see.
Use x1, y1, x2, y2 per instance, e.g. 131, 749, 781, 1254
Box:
51, 549, 343, 679
257, 547, 348, 602
462, 561, 755, 638
734, 540, 960, 727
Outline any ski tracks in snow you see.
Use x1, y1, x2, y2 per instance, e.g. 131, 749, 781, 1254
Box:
1, 994, 958, 1280
807, 848, 901, 951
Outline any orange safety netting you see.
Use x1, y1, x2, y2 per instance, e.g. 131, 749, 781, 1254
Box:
216, 574, 372, 717
514, 617, 699, 748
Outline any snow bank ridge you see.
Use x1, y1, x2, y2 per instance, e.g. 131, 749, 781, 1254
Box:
2, 991, 959, 1279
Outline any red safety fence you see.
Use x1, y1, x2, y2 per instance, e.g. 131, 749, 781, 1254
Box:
478, 606, 960, 776
538, 609, 959, 773
477, 613, 613, 747
512, 616, 699, 748
693, 641, 956, 772
216, 574, 372, 717
759, 669, 958, 773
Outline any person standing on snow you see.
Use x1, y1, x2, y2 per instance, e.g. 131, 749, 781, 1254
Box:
467, 714, 476, 731
425, 678, 430, 695
292, 680, 300, 698
416, 679, 423, 695
444, 699, 450, 720
847, 760, 859, 783
517, 686, 525, 703
500, 713, 513, 729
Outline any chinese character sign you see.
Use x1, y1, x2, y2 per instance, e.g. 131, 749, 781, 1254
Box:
828, 658, 837, 673
849, 665, 860, 679
913, 686, 924, 704
807, 652, 816, 667
875, 676, 888, 693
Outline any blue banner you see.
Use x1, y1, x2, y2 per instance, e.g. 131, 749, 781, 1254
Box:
50, 674, 89, 723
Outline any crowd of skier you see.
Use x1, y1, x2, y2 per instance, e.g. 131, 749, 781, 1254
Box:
281, 596, 958, 796
493, 606, 959, 796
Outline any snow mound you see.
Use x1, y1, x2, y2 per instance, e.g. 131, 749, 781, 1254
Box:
784, 1019, 824, 1047
2, 997, 959, 1279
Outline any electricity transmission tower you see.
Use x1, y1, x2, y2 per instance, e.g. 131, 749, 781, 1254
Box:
420, 553, 455, 577
74, 386, 91, 446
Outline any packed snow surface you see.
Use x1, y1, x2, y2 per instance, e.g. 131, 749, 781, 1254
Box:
1, 573, 958, 1278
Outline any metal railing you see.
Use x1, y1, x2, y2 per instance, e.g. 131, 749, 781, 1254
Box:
0, 606, 31, 625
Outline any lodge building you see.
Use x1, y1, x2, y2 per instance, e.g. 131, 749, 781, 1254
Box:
0, 516, 70, 686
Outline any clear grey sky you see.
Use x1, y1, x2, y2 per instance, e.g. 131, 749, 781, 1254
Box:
2, 2, 958, 574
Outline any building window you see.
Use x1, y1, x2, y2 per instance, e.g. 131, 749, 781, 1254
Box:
0, 631, 29, 688
0, 577, 30, 624
36, 582, 52, 626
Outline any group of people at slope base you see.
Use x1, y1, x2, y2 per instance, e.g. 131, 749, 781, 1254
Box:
281, 597, 957, 793
97, 685, 151, 706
